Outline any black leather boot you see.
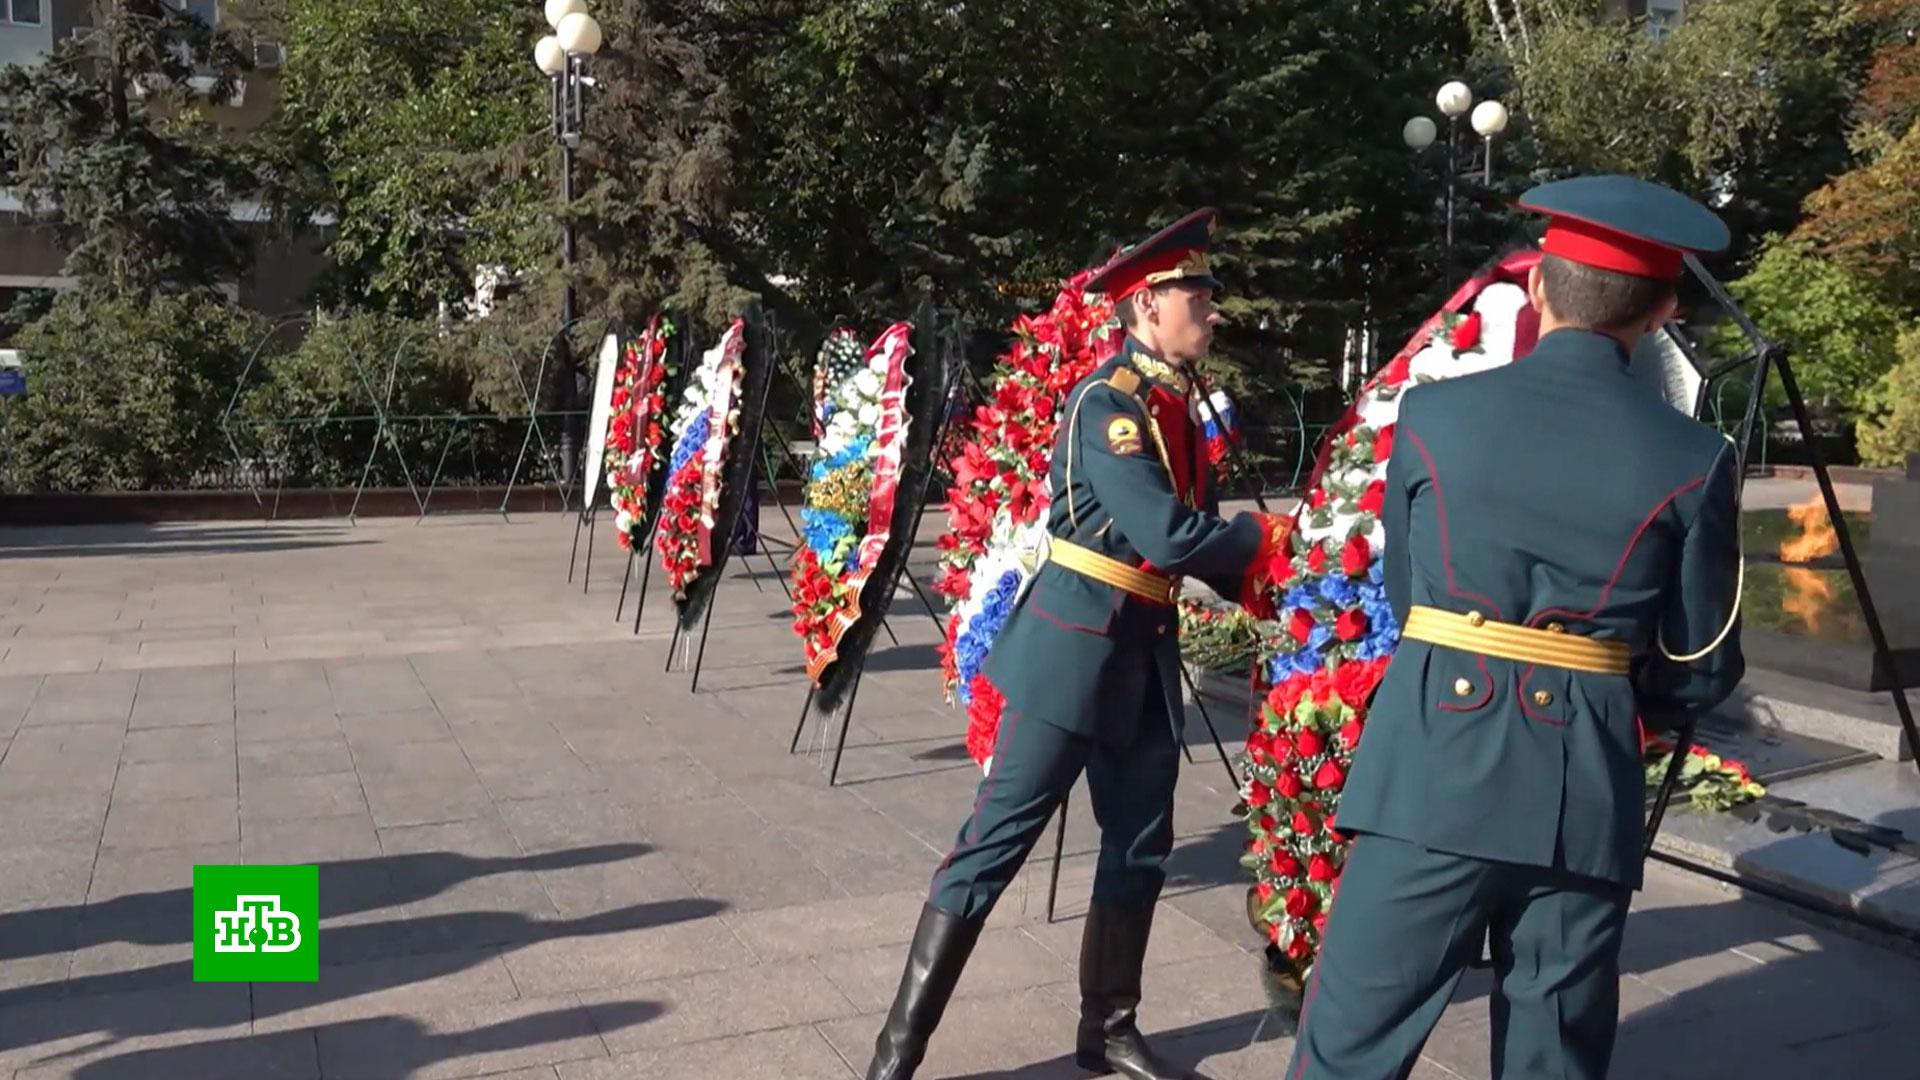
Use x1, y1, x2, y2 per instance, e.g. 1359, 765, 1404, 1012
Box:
865, 903, 986, 1080
1074, 901, 1208, 1079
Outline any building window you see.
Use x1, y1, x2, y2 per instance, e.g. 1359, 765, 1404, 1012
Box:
168, 0, 217, 26
7, 0, 44, 26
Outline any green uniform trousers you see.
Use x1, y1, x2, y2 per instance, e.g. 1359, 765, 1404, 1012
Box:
1284, 833, 1631, 1080
928, 667, 1180, 920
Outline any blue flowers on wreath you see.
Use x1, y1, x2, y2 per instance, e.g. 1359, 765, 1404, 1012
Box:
1264, 558, 1401, 685
669, 412, 711, 475
952, 569, 1022, 705
800, 434, 878, 573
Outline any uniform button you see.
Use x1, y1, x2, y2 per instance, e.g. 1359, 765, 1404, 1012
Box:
1156, 624, 1167, 636
1454, 678, 1474, 697
1546, 622, 1566, 634
1466, 611, 1486, 627
1533, 690, 1554, 707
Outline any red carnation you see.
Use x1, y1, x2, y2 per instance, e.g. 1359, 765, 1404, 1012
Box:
1338, 717, 1365, 750
1358, 479, 1387, 515
1451, 312, 1483, 350
1306, 542, 1329, 574
1295, 728, 1325, 758
1373, 424, 1396, 463
1287, 935, 1312, 961
1258, 814, 1277, 833
1257, 881, 1275, 905
1313, 912, 1329, 936
1335, 608, 1370, 641
1247, 780, 1272, 808
1308, 488, 1329, 510
1308, 854, 1336, 882
1332, 657, 1385, 706
1313, 758, 1347, 792
1284, 886, 1317, 919
1291, 808, 1316, 836
1275, 770, 1303, 799
1340, 535, 1371, 577
1288, 608, 1316, 644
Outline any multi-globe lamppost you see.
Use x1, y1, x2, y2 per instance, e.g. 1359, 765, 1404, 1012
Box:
534, 0, 603, 488
1403, 80, 1509, 278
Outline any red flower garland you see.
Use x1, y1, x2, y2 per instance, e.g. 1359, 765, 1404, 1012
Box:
933, 272, 1122, 740
658, 450, 707, 595
603, 316, 675, 548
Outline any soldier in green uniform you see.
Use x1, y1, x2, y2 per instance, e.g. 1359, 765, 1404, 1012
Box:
863, 210, 1289, 1080
1283, 176, 1748, 1080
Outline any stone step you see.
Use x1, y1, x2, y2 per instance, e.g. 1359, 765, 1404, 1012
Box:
1713, 665, 1916, 762
1650, 760, 1920, 956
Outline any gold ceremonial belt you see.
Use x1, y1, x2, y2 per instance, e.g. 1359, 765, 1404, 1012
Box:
1402, 606, 1631, 676
1048, 539, 1177, 606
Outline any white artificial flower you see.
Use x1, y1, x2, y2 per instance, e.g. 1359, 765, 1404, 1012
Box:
854, 368, 882, 400
857, 402, 881, 428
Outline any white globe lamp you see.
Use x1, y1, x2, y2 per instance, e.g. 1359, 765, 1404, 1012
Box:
1403, 116, 1437, 150
534, 35, 566, 76
557, 12, 603, 55
1471, 100, 1510, 137
545, 0, 586, 29
1436, 80, 1473, 118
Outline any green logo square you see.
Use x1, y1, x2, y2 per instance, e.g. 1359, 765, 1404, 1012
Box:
192, 865, 319, 982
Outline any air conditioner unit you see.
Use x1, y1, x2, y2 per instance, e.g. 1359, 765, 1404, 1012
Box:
253, 41, 285, 69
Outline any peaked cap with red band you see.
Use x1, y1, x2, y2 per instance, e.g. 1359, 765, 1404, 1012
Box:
1517, 175, 1730, 280
1085, 208, 1225, 301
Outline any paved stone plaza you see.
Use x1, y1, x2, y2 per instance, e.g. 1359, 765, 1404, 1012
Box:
1, 512, 1917, 1079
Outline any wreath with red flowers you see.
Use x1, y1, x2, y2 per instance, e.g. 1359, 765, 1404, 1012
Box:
931, 270, 1123, 770
602, 315, 678, 548
657, 319, 747, 599
790, 323, 918, 682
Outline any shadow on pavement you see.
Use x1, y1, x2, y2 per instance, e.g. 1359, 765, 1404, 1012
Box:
0, 843, 655, 964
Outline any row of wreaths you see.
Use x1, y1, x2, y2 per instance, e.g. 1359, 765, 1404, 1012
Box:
596, 304, 950, 706
591, 270, 1763, 991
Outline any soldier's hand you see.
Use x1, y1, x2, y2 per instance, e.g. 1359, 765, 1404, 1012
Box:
1238, 512, 1296, 619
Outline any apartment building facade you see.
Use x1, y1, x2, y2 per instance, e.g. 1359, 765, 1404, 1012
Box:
0, 0, 327, 331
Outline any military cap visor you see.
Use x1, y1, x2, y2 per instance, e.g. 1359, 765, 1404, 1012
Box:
1086, 208, 1224, 300
1517, 176, 1730, 281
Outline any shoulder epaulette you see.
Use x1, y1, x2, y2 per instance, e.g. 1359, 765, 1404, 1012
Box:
1104, 366, 1145, 404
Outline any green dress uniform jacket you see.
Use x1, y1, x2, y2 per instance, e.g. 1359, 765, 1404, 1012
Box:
980, 341, 1267, 749
1335, 327, 1746, 889
930, 335, 1276, 919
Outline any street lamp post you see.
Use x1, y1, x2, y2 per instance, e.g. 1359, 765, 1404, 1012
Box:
535, 0, 603, 491
1435, 80, 1473, 270
1407, 81, 1507, 285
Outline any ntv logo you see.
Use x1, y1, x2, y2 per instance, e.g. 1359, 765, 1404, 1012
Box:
213, 895, 302, 954
193, 866, 319, 982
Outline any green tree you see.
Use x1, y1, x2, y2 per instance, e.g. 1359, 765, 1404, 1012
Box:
1717, 237, 1909, 425
1855, 325, 1920, 469
1507, 0, 1873, 256
0, 0, 258, 297
5, 293, 262, 491
265, 0, 546, 315
1794, 0, 1920, 308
